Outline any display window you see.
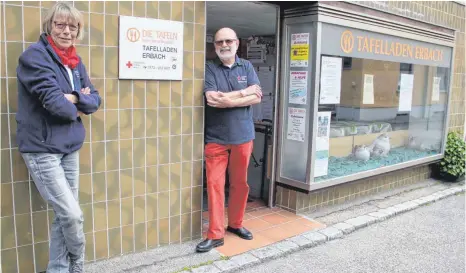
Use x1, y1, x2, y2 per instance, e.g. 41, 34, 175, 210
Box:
313, 24, 453, 183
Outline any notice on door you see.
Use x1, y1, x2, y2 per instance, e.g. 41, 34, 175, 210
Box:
319, 56, 342, 104
431, 76, 441, 102
399, 74, 414, 111
287, 108, 306, 142
363, 74, 375, 105
289, 71, 308, 104
290, 33, 310, 67
119, 16, 184, 80
315, 111, 331, 177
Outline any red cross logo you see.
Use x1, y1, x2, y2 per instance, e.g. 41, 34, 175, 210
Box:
126, 61, 133, 68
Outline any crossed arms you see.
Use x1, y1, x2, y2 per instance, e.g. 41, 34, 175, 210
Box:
205, 84, 262, 108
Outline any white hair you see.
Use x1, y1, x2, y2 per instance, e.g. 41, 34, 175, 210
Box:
42, 2, 84, 40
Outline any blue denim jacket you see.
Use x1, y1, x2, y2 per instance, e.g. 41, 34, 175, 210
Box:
16, 33, 101, 154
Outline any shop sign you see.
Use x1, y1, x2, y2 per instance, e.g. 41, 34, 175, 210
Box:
119, 16, 184, 80
322, 24, 452, 67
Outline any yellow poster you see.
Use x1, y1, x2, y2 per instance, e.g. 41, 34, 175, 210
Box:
290, 44, 309, 61
290, 33, 310, 67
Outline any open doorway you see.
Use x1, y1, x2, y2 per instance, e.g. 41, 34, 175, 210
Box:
202, 1, 279, 214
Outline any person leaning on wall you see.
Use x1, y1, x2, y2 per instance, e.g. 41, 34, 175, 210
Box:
15, 2, 101, 272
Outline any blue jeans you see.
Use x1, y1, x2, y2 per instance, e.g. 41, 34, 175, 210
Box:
22, 151, 85, 273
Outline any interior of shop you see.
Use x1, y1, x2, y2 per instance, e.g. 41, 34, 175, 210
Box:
202, 1, 279, 211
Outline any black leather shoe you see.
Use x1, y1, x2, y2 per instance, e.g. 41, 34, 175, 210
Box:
226, 226, 253, 240
196, 238, 224, 253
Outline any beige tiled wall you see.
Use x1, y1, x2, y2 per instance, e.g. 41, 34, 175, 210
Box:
277, 1, 466, 213
0, 1, 206, 272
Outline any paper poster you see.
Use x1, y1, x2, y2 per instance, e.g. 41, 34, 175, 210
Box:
319, 56, 342, 104
289, 71, 308, 104
287, 108, 306, 142
315, 111, 331, 177
399, 74, 414, 111
363, 74, 375, 104
290, 33, 310, 67
432, 76, 441, 102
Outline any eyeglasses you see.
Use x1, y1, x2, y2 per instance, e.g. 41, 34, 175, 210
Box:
214, 39, 236, 46
54, 21, 79, 32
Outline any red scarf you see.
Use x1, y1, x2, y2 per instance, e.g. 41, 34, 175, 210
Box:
47, 35, 79, 69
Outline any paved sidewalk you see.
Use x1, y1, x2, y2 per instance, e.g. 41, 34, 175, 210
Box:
84, 179, 465, 273
237, 193, 465, 273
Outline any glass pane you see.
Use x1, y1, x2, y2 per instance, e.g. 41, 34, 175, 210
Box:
314, 56, 450, 182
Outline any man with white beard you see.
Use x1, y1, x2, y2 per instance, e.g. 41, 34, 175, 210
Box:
196, 28, 263, 253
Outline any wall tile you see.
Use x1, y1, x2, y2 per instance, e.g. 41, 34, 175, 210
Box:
23, 7, 40, 42
158, 164, 170, 192
171, 108, 182, 135
1, 248, 18, 273
85, 233, 95, 261
170, 135, 182, 163
92, 142, 106, 172
146, 1, 159, 19
146, 166, 158, 193
171, 1, 183, 21
147, 81, 159, 108
79, 174, 92, 204
1, 216, 16, 249
170, 216, 181, 243
181, 213, 191, 241
147, 220, 158, 247
134, 1, 146, 17
159, 81, 171, 107
133, 81, 146, 108
194, 1, 206, 25
34, 242, 49, 272
184, 23, 194, 52
133, 110, 145, 139
159, 1, 171, 20
119, 1, 132, 16
194, 24, 206, 52
159, 137, 170, 164
122, 225, 134, 253
135, 222, 147, 251
183, 1, 195, 23
6, 42, 23, 77
93, 172, 106, 202
121, 198, 134, 227
105, 15, 119, 46
159, 218, 170, 245
95, 230, 109, 260
5, 5, 22, 41
108, 228, 122, 257
1, 150, 12, 184
15, 213, 33, 246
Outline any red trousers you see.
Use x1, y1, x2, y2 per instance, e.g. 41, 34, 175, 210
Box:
205, 141, 253, 239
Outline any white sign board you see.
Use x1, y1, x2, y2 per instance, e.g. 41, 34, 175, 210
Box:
119, 16, 184, 80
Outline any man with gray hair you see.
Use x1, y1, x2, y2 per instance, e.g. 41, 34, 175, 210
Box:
196, 27, 262, 253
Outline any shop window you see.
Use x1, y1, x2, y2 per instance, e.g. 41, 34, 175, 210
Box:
314, 56, 450, 182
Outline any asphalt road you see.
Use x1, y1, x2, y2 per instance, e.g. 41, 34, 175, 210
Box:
237, 194, 465, 273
